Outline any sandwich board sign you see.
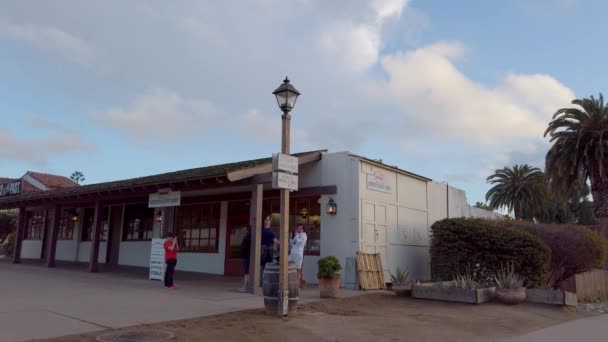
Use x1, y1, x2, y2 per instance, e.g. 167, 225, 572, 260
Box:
149, 238, 165, 281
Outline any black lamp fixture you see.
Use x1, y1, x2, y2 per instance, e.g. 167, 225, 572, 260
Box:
273, 77, 300, 113
155, 211, 163, 223
326, 197, 337, 215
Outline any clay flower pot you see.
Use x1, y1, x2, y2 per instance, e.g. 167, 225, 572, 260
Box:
318, 275, 341, 298
496, 287, 526, 305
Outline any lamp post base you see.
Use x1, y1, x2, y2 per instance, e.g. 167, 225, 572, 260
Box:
277, 290, 289, 316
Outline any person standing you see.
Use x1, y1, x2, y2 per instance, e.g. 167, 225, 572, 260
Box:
289, 225, 307, 288
239, 225, 252, 292
260, 218, 277, 286
163, 232, 179, 289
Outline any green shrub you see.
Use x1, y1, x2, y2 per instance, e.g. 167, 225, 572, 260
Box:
317, 256, 341, 278
511, 221, 607, 288
430, 218, 550, 287
2, 232, 15, 256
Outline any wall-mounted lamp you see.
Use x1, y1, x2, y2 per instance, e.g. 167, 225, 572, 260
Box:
326, 197, 337, 215
155, 211, 163, 223
71, 211, 80, 222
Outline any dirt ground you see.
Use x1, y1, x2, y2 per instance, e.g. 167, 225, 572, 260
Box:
42, 293, 594, 342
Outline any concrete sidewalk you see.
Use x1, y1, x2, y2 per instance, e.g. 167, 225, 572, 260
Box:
503, 314, 608, 342
0, 260, 361, 342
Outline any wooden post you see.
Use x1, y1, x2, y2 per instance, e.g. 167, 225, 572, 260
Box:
46, 205, 61, 268
89, 201, 103, 273
249, 183, 263, 295
12, 207, 27, 264
278, 112, 291, 316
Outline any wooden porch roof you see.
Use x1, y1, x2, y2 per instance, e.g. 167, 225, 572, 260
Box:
0, 150, 324, 209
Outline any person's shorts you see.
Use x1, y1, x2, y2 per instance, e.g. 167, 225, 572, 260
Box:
243, 258, 250, 274
289, 253, 303, 269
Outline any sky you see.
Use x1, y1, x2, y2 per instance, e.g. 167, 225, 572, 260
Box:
0, 0, 606, 205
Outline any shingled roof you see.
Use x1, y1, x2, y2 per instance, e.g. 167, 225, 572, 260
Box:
26, 172, 78, 189
0, 150, 324, 208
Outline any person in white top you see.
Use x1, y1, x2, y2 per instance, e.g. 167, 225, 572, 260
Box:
289, 225, 307, 288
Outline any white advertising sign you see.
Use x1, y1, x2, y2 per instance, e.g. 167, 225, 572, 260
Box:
272, 171, 299, 191
149, 238, 165, 281
366, 171, 392, 193
272, 153, 298, 174
148, 190, 181, 208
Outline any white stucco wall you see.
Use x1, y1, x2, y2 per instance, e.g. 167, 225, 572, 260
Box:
358, 161, 432, 281
78, 241, 108, 263
56, 240, 78, 261
118, 241, 150, 267
21, 240, 42, 259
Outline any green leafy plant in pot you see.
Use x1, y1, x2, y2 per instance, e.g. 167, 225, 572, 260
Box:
390, 267, 411, 296
494, 263, 526, 305
317, 256, 342, 298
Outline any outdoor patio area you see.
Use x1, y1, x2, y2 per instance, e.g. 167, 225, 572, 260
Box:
0, 259, 360, 342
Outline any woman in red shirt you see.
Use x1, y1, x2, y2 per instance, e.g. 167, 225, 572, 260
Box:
163, 232, 179, 289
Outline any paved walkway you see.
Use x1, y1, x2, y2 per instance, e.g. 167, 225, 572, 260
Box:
0, 260, 360, 342
503, 314, 608, 342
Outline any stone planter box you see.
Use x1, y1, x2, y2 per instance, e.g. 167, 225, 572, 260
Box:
412, 283, 496, 304
526, 288, 577, 306
390, 284, 413, 297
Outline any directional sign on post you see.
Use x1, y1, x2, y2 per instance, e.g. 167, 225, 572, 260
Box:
272, 171, 298, 191
272, 153, 298, 174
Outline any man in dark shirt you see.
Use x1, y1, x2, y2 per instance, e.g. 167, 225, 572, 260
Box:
260, 218, 277, 286
239, 225, 251, 292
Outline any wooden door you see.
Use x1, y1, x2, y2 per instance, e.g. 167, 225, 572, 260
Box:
224, 201, 251, 276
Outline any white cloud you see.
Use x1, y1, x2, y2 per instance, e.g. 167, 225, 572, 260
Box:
91, 89, 220, 145
0, 18, 95, 64
376, 41, 575, 145
0, 129, 94, 165
235, 109, 316, 150
319, 0, 409, 71
320, 23, 381, 72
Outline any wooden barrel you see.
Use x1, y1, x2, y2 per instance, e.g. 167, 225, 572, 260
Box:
263, 261, 299, 315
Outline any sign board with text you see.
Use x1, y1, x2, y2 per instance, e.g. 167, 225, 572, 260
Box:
366, 171, 392, 193
0, 181, 21, 198
272, 171, 298, 191
148, 190, 181, 208
149, 238, 165, 281
272, 153, 298, 174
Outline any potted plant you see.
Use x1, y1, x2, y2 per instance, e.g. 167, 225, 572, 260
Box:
390, 267, 411, 296
317, 256, 342, 298
494, 264, 526, 305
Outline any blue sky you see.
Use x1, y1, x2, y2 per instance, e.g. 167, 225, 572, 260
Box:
0, 0, 605, 205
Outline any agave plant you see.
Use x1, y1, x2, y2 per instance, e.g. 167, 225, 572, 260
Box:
494, 263, 525, 289
390, 267, 409, 285
452, 273, 478, 289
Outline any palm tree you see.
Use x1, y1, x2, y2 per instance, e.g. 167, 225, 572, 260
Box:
544, 94, 608, 240
70, 171, 85, 184
485, 164, 548, 220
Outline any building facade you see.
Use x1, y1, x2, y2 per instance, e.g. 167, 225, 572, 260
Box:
0, 151, 499, 289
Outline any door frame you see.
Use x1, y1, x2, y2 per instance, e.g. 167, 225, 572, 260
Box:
224, 213, 250, 276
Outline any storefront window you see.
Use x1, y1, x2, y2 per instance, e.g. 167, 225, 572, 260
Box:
25, 211, 44, 240
58, 210, 75, 240
263, 196, 321, 256
174, 202, 221, 253
122, 204, 153, 241
81, 207, 109, 241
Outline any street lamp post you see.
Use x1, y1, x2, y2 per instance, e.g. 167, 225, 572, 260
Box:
272, 77, 300, 316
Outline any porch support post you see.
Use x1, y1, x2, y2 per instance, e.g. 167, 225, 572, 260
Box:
249, 183, 263, 295
46, 204, 61, 268
12, 207, 27, 264
89, 201, 103, 273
